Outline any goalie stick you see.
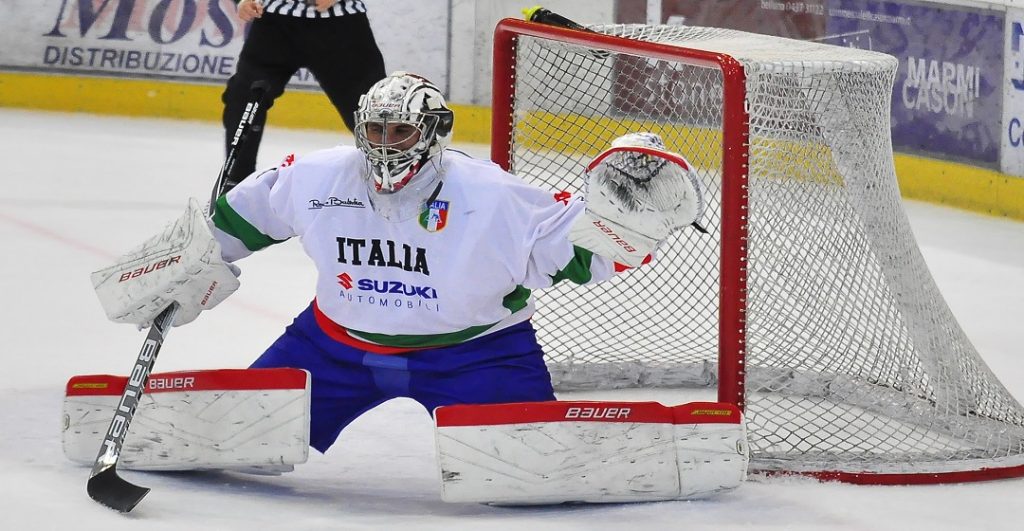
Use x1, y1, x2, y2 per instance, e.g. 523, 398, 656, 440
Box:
209, 80, 270, 210
523, 6, 610, 59
86, 305, 176, 512
87, 80, 269, 513
524, 5, 589, 32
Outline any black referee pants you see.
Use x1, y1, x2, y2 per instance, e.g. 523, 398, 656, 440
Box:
221, 12, 386, 184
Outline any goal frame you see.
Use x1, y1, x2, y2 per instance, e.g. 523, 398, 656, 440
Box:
492, 18, 749, 409
490, 18, 1024, 485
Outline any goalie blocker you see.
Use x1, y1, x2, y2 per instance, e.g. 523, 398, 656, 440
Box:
91, 197, 240, 328
435, 400, 748, 504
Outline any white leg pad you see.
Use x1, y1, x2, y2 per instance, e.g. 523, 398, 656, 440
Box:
62, 368, 310, 471
435, 401, 748, 505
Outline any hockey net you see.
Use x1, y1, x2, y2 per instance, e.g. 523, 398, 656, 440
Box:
491, 18, 1024, 483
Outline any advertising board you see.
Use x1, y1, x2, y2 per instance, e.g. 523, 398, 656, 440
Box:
0, 0, 449, 91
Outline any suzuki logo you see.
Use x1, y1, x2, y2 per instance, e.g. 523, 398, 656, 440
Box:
338, 273, 353, 290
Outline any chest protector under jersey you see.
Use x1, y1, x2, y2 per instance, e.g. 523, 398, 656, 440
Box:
211, 146, 615, 350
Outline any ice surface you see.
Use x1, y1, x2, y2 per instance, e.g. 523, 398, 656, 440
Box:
2, 108, 1023, 530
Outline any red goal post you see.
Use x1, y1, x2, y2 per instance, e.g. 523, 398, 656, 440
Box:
490, 17, 1024, 484
493, 18, 749, 409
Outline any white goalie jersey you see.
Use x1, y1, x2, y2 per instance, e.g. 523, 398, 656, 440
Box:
212, 147, 619, 350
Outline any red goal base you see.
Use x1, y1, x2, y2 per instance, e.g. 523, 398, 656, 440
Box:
756, 464, 1024, 485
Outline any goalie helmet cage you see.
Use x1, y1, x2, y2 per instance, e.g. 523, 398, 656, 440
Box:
491, 18, 1024, 484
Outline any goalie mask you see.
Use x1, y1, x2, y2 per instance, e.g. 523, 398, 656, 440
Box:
354, 72, 454, 220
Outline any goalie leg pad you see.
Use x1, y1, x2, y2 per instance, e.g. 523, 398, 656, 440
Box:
434, 400, 748, 505
62, 368, 311, 471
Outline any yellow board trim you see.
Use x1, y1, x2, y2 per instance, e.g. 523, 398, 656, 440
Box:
0, 71, 492, 143
2, 71, 234, 123
4, 71, 1024, 220
894, 154, 1024, 220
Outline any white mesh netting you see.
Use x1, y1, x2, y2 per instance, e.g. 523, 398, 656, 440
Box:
497, 22, 1024, 479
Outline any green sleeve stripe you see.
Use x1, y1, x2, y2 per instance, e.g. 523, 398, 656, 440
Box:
502, 285, 532, 314
212, 195, 286, 251
550, 245, 595, 285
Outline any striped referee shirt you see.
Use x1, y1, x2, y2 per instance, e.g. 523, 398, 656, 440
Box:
254, 0, 367, 18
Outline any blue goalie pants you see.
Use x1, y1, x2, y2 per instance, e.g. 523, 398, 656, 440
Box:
250, 303, 556, 452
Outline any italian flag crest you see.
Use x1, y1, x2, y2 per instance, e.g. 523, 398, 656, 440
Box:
419, 200, 449, 232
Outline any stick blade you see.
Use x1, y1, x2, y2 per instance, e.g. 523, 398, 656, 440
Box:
87, 467, 150, 513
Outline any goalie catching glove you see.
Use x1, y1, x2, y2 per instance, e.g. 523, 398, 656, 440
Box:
91, 198, 239, 327
570, 132, 706, 267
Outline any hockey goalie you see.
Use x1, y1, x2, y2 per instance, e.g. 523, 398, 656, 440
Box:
72, 71, 747, 505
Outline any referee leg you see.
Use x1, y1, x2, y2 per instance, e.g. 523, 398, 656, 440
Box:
222, 15, 298, 186
301, 13, 386, 131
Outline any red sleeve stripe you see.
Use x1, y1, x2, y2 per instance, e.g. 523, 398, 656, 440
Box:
65, 368, 308, 396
